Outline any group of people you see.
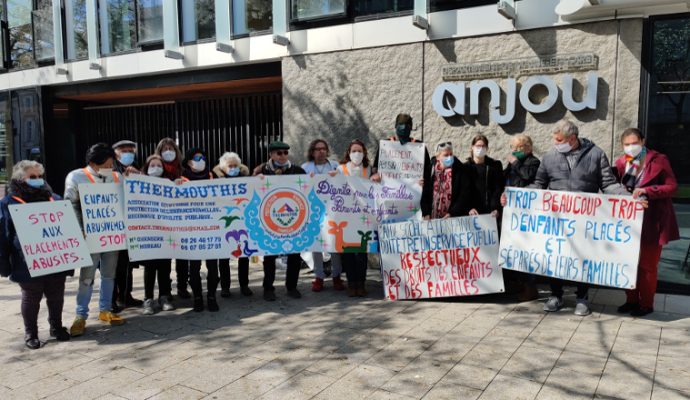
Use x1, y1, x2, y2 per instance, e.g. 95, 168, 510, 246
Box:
0, 114, 679, 350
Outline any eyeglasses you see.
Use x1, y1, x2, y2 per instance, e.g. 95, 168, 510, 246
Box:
192, 155, 206, 162
275, 150, 289, 156
28, 175, 43, 179
437, 141, 452, 150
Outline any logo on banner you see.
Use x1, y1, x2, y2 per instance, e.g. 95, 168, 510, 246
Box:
263, 190, 307, 233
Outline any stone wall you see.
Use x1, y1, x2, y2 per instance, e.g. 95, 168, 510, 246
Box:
282, 19, 643, 165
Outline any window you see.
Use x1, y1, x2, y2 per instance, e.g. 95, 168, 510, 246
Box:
65, 0, 88, 60
354, 0, 412, 17
181, 0, 215, 42
137, 0, 163, 43
99, 0, 136, 54
430, 0, 498, 13
291, 0, 346, 21
32, 0, 54, 61
233, 0, 272, 36
7, 0, 34, 68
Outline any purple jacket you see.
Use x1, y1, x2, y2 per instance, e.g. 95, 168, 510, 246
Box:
614, 149, 680, 246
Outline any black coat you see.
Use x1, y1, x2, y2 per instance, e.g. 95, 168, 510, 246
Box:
253, 162, 306, 176
466, 156, 505, 214
421, 156, 475, 217
503, 154, 540, 188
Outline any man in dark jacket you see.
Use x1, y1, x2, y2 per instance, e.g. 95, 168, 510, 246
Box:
527, 119, 628, 316
371, 113, 431, 185
253, 141, 306, 301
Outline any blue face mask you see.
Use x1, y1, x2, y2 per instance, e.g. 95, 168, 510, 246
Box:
227, 167, 240, 177
273, 160, 287, 168
119, 152, 135, 166
27, 178, 44, 188
396, 124, 411, 140
442, 156, 454, 168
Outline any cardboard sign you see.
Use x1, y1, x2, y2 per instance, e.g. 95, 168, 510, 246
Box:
9, 200, 93, 277
498, 188, 644, 289
377, 140, 425, 223
79, 183, 126, 253
379, 215, 504, 300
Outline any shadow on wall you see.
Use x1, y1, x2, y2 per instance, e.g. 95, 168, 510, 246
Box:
283, 61, 376, 163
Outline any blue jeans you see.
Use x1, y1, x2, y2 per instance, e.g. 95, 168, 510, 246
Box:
75, 252, 119, 318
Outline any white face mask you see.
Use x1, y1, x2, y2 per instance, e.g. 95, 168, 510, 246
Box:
148, 166, 163, 177
161, 150, 176, 162
624, 144, 643, 158
350, 151, 364, 165
473, 147, 487, 158
191, 160, 206, 172
554, 142, 572, 153
98, 168, 113, 177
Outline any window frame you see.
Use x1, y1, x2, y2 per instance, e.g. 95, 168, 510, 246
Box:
230, 0, 274, 39
135, 0, 164, 46
179, 0, 216, 45
289, 0, 348, 24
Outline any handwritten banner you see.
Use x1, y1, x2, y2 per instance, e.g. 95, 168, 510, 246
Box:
9, 200, 93, 277
377, 140, 425, 223
79, 183, 126, 253
378, 215, 504, 300
498, 188, 643, 289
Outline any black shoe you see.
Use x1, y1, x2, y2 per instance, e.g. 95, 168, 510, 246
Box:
617, 302, 638, 314
287, 289, 302, 299
49, 326, 70, 342
193, 297, 204, 312
111, 303, 124, 313
220, 289, 231, 298
25, 337, 40, 349
631, 307, 653, 317
178, 288, 191, 299
125, 296, 144, 307
241, 286, 253, 297
263, 290, 276, 301
207, 297, 219, 312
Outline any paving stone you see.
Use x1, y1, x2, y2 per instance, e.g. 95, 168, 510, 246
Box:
258, 370, 336, 400
479, 374, 542, 400
650, 387, 690, 400
422, 382, 482, 400
148, 385, 207, 400
595, 360, 655, 399
536, 367, 601, 400
312, 364, 397, 400
437, 363, 498, 391
379, 355, 453, 398
500, 344, 561, 383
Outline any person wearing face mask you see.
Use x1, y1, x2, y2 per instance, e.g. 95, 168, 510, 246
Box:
0, 161, 71, 349
253, 141, 306, 301
301, 139, 344, 293
111, 140, 143, 312
465, 135, 504, 218
513, 119, 628, 316
612, 128, 678, 317
64, 143, 126, 336
179, 148, 219, 312
154, 138, 188, 299
371, 114, 431, 185
138, 155, 176, 315
422, 141, 475, 221
212, 152, 253, 298
502, 134, 541, 301
336, 139, 373, 297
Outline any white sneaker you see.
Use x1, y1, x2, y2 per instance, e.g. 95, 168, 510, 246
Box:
543, 296, 564, 312
574, 299, 591, 316
142, 299, 155, 315
159, 296, 175, 311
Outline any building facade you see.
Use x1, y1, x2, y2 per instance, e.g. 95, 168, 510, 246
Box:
1, 0, 689, 291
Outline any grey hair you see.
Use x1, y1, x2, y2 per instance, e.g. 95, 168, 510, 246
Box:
218, 152, 242, 166
553, 119, 579, 137
12, 160, 44, 180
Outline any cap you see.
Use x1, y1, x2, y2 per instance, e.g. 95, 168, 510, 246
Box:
112, 140, 137, 149
268, 141, 290, 152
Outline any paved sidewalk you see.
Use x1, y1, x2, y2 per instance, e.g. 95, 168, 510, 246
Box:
0, 264, 689, 400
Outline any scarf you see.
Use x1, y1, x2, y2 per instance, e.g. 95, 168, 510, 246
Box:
163, 161, 181, 181
9, 179, 53, 203
265, 160, 292, 175
622, 147, 647, 192
182, 166, 210, 181
432, 164, 453, 219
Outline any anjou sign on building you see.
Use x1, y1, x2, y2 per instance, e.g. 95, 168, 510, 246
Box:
432, 53, 599, 124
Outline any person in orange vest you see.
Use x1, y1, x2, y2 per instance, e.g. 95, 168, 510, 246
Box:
64, 143, 125, 337
0, 160, 71, 349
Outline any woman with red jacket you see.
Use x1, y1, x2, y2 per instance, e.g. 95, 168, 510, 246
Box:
614, 128, 680, 317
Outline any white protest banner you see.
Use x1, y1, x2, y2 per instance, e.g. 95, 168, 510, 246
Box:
79, 183, 126, 253
378, 215, 504, 300
9, 200, 93, 277
124, 174, 326, 261
377, 140, 425, 223
498, 188, 644, 289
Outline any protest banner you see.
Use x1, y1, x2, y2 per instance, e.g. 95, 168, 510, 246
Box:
376, 140, 425, 223
498, 188, 644, 289
79, 183, 126, 253
378, 215, 504, 300
124, 174, 325, 261
9, 200, 93, 277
